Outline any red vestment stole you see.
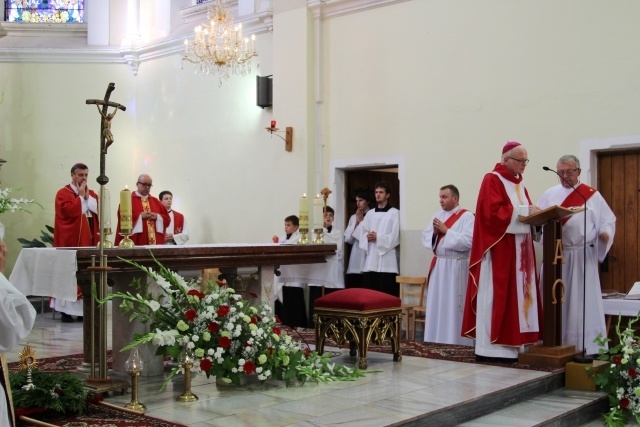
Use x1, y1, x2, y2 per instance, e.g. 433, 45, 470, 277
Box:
426, 209, 468, 285
173, 211, 185, 234
559, 183, 596, 226
141, 198, 157, 245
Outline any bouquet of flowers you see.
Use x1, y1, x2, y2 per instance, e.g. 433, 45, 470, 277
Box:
0, 187, 41, 214
594, 315, 640, 427
100, 255, 367, 389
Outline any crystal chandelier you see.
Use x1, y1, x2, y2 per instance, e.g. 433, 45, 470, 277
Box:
183, 0, 259, 86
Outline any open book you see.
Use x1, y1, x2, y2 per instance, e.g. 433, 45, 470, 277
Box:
625, 282, 640, 300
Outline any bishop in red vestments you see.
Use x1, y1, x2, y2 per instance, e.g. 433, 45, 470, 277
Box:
461, 142, 543, 362
115, 174, 170, 246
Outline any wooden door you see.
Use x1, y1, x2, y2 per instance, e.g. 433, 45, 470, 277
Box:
597, 151, 640, 293
342, 167, 399, 286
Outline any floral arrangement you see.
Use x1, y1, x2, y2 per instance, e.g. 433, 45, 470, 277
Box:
100, 255, 367, 388
10, 370, 91, 414
0, 187, 41, 214
594, 315, 640, 427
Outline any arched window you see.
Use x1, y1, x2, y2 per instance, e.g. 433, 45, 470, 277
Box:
4, 0, 84, 23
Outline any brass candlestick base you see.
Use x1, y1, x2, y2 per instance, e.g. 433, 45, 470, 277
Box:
125, 371, 146, 411
118, 230, 135, 248
313, 228, 324, 244
97, 228, 113, 249
298, 228, 310, 245
177, 362, 199, 402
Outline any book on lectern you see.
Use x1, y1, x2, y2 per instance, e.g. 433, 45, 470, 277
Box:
518, 205, 586, 227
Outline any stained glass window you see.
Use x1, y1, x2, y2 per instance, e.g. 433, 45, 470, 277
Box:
4, 0, 84, 23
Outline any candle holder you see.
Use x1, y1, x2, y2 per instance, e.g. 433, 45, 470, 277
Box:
298, 228, 310, 245
177, 348, 198, 402
97, 228, 113, 249
118, 228, 135, 248
313, 228, 324, 244
124, 348, 146, 411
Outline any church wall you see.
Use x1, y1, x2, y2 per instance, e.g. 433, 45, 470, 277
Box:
320, 0, 640, 275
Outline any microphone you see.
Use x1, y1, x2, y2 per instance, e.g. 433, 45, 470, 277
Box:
542, 166, 590, 363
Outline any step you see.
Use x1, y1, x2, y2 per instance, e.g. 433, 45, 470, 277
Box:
457, 388, 609, 427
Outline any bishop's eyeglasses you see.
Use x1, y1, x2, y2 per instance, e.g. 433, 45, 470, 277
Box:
508, 157, 530, 166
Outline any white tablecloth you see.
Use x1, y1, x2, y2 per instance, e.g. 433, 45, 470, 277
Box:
9, 248, 79, 301
602, 297, 640, 317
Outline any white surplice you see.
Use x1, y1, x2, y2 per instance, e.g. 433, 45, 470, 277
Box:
538, 184, 616, 355
1, 272, 37, 427
357, 208, 400, 274
344, 213, 367, 274
421, 206, 474, 346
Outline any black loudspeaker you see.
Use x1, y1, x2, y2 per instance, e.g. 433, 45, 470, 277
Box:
257, 75, 272, 109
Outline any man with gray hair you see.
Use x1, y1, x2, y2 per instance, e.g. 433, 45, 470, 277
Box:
461, 141, 542, 363
538, 154, 616, 355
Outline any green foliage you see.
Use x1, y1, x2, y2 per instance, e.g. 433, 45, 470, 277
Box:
17, 224, 54, 248
9, 370, 90, 414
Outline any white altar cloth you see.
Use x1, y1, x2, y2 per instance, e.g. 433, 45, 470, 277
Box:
10, 248, 79, 301
602, 297, 640, 317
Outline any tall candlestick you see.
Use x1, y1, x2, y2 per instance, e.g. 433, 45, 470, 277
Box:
299, 194, 308, 230
101, 187, 111, 230
120, 186, 132, 231
313, 195, 323, 230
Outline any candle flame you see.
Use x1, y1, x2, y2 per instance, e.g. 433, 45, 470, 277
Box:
303, 193, 306, 198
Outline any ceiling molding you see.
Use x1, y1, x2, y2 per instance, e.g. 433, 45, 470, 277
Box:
0, 0, 405, 73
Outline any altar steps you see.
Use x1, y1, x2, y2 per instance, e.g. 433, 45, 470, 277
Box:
399, 371, 609, 426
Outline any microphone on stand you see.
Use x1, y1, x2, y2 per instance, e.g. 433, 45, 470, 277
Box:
542, 166, 591, 363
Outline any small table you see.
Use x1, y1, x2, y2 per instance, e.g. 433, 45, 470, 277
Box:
602, 297, 640, 334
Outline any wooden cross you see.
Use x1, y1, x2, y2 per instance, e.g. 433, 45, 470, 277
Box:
86, 83, 126, 186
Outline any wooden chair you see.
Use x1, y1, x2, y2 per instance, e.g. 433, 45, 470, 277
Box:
395, 276, 427, 341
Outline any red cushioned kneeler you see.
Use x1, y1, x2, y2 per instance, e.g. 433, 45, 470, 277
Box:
313, 288, 402, 369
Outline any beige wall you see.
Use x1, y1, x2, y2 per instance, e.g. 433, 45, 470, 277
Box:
0, 0, 639, 277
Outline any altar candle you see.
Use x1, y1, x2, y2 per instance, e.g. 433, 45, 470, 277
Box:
101, 187, 111, 230
299, 194, 308, 230
313, 195, 323, 230
120, 186, 132, 231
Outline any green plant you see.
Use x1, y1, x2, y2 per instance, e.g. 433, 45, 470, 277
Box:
17, 224, 54, 248
594, 315, 640, 427
9, 370, 90, 414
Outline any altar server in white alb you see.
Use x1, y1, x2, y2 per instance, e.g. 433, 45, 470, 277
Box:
0, 240, 36, 427
357, 181, 400, 296
421, 185, 474, 346
344, 189, 373, 287
538, 154, 616, 355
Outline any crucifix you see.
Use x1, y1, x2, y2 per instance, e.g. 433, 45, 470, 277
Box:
84, 83, 129, 395
86, 82, 126, 187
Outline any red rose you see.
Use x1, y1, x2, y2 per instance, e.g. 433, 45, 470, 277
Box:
268, 346, 274, 356
218, 336, 231, 348
305, 348, 311, 358
249, 292, 259, 299
275, 315, 282, 324
208, 322, 220, 333
216, 280, 227, 287
185, 309, 197, 322
630, 368, 638, 378
620, 397, 630, 408
217, 305, 230, 317
250, 316, 258, 324
188, 289, 205, 299
244, 360, 256, 375
272, 326, 281, 335
613, 355, 622, 364
200, 359, 212, 372
245, 341, 253, 347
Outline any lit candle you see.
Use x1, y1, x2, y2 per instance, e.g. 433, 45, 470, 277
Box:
101, 187, 111, 230
120, 186, 133, 231
251, 34, 255, 52
299, 194, 308, 230
313, 195, 323, 230
270, 120, 276, 129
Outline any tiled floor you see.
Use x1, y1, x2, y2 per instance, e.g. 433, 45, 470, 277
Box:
6, 305, 613, 427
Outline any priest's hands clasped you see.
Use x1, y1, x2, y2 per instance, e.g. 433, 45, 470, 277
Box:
141, 211, 157, 220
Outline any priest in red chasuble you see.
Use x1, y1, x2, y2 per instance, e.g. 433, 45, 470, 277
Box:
114, 174, 170, 246
53, 162, 100, 322
461, 141, 543, 363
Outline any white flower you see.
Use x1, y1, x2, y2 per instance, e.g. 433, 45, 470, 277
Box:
152, 329, 165, 346
146, 300, 161, 312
